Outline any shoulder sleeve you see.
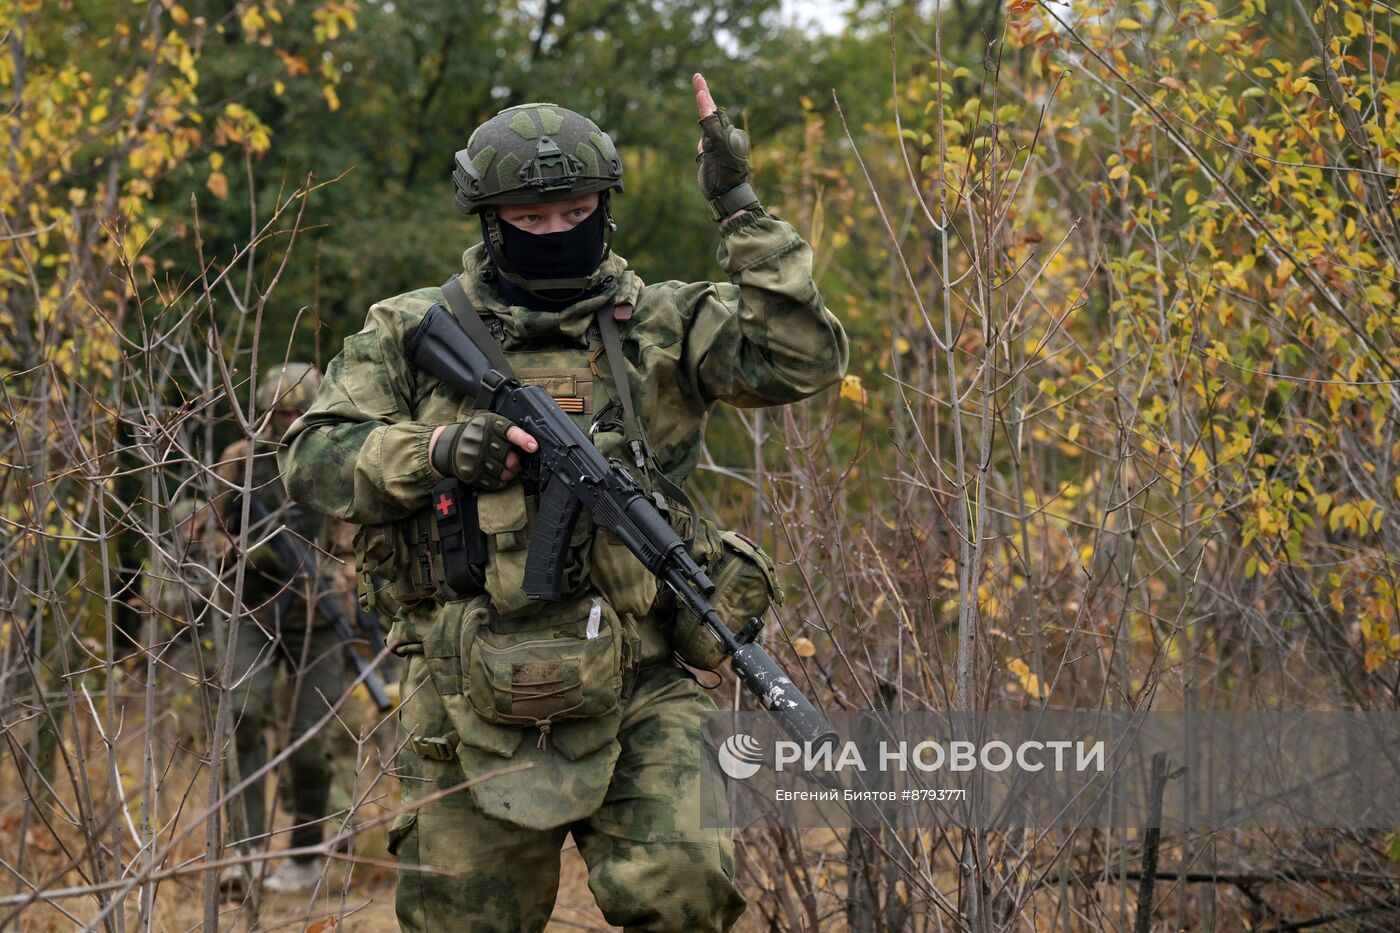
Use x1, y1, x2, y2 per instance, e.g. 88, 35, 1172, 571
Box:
279, 297, 442, 523
671, 210, 849, 408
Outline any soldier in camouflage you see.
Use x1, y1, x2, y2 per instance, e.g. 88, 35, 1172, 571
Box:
213, 364, 355, 899
281, 75, 848, 931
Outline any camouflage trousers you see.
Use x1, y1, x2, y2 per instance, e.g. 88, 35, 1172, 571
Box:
225, 618, 346, 852
390, 660, 747, 932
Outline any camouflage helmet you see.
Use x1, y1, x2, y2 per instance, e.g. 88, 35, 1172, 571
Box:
256, 363, 322, 412
453, 103, 623, 214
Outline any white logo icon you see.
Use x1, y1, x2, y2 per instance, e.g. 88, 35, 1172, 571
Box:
718, 734, 764, 779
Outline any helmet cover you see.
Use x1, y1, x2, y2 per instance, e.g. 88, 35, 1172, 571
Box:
454, 103, 623, 214
256, 363, 322, 412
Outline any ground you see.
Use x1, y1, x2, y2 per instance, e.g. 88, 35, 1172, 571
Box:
1, 662, 761, 932
176, 842, 617, 931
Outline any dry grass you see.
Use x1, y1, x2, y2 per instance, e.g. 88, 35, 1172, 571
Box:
1, 662, 777, 932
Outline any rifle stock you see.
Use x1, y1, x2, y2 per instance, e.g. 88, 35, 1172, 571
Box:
407, 303, 836, 749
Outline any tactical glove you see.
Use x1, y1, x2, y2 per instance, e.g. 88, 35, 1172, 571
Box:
696, 108, 762, 221
431, 413, 515, 489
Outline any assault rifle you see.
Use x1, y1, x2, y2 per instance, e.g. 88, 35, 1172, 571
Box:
243, 494, 394, 712
407, 303, 836, 749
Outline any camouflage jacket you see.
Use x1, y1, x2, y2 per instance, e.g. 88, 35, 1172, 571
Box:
212, 439, 355, 628
282, 210, 846, 521
281, 210, 845, 825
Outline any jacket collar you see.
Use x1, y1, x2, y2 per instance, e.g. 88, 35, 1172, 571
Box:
458, 244, 641, 349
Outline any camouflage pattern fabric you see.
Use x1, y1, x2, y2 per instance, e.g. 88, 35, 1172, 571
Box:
392, 661, 746, 932
211, 441, 337, 619
280, 210, 847, 928
211, 439, 357, 853
280, 211, 848, 524
225, 618, 346, 852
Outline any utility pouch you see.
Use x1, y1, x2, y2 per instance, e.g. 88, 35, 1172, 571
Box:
354, 522, 434, 609
465, 592, 637, 745
672, 527, 784, 672
478, 483, 594, 615
413, 594, 630, 830
590, 526, 658, 618
374, 480, 488, 607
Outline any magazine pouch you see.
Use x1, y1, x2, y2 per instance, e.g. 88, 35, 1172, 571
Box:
672, 526, 783, 671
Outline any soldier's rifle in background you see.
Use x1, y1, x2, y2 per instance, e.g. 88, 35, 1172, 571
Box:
242, 494, 394, 712
407, 302, 837, 750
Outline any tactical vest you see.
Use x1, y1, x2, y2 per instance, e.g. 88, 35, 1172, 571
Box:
357, 280, 781, 682
476, 327, 666, 621
356, 296, 687, 664
366, 284, 783, 833
361, 275, 786, 830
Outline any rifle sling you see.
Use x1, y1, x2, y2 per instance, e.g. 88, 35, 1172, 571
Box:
442, 274, 515, 378
596, 307, 698, 535
595, 309, 644, 455
441, 274, 699, 540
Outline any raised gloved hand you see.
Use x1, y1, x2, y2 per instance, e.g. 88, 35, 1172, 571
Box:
431, 413, 537, 489
693, 73, 762, 222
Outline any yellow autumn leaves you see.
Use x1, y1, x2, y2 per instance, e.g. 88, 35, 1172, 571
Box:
1007, 659, 1048, 700
783, 633, 1050, 701
840, 374, 868, 406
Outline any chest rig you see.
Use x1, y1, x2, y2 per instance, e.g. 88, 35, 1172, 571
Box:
368, 275, 695, 623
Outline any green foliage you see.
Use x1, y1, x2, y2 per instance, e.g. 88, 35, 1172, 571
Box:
16, 0, 1400, 697
163, 0, 808, 356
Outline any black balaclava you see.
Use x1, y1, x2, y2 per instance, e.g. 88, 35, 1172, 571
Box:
481, 201, 611, 311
